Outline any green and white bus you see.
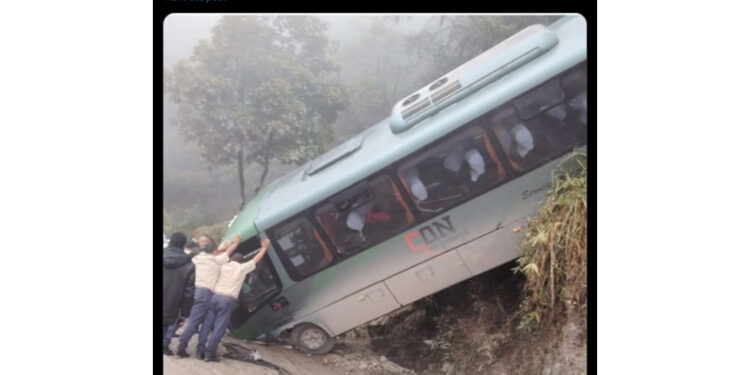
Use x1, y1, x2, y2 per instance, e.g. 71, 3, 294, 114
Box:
221, 15, 587, 354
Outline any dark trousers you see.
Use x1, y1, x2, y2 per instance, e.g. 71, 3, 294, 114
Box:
162, 322, 171, 346
205, 294, 237, 358
177, 287, 213, 353
163, 321, 178, 347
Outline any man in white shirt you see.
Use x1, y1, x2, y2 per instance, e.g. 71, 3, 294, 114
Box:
176, 234, 242, 358
203, 239, 270, 362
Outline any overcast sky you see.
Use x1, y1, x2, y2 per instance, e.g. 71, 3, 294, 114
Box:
163, 14, 431, 68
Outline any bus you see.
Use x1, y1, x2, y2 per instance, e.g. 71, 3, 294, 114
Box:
221, 14, 587, 354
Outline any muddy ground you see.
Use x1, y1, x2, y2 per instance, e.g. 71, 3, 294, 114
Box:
164, 328, 414, 375
164, 265, 586, 375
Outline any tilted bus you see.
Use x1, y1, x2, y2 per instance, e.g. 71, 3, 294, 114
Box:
220, 15, 588, 354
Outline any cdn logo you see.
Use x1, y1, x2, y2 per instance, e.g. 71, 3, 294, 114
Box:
404, 215, 456, 256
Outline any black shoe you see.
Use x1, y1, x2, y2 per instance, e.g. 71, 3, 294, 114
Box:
163, 346, 174, 356
204, 356, 220, 363
197, 351, 205, 360
176, 349, 190, 358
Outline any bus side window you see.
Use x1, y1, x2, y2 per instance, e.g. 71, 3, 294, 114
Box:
491, 64, 587, 171
397, 126, 506, 213
561, 63, 588, 126
271, 217, 334, 281
315, 175, 414, 255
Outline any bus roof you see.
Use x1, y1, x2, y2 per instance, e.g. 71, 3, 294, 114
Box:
224, 14, 586, 240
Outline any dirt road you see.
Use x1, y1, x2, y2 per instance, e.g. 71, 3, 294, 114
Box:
164, 327, 414, 375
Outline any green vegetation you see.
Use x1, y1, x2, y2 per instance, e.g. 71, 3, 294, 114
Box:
516, 150, 588, 332
406, 15, 561, 83
165, 16, 348, 209
164, 15, 563, 228
366, 152, 587, 374
189, 220, 230, 245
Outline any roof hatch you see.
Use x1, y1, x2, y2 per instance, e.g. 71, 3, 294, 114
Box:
389, 24, 559, 134
304, 136, 363, 177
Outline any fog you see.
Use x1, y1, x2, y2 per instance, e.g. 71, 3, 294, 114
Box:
162, 14, 561, 235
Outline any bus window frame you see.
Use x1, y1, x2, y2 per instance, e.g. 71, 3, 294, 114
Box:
261, 62, 587, 285
395, 125, 509, 214
269, 216, 337, 282
490, 64, 588, 173
313, 173, 416, 257
390, 62, 587, 224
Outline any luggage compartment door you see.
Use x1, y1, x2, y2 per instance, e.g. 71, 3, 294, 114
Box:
456, 219, 528, 276
318, 282, 400, 335
384, 249, 472, 305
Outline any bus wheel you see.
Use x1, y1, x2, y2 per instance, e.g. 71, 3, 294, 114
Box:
291, 323, 335, 355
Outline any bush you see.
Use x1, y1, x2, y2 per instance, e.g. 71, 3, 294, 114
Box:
189, 220, 230, 244
515, 150, 587, 331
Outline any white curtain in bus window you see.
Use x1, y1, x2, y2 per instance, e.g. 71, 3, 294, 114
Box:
561, 63, 588, 126
397, 126, 506, 213
491, 64, 587, 171
271, 217, 334, 280
315, 176, 414, 255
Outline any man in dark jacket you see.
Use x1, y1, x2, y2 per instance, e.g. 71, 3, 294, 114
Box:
163, 240, 200, 351
163, 232, 195, 355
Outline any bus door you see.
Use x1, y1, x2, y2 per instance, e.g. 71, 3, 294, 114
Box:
229, 243, 284, 338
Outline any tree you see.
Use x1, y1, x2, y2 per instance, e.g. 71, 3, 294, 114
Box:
331, 17, 428, 141
406, 15, 563, 83
165, 16, 348, 209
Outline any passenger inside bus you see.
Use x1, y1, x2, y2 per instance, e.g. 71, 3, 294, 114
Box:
316, 176, 411, 255
569, 92, 587, 124
491, 73, 587, 171
400, 129, 500, 212
403, 168, 428, 202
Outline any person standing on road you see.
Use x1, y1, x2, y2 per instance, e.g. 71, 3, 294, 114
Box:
176, 234, 242, 358
163, 233, 195, 356
163, 239, 200, 351
203, 239, 270, 362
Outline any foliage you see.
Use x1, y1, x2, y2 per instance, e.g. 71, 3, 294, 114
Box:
331, 18, 428, 140
163, 15, 565, 226
166, 204, 208, 236
164, 166, 238, 222
163, 208, 173, 235
189, 220, 230, 244
515, 150, 588, 332
406, 15, 562, 83
164, 15, 348, 205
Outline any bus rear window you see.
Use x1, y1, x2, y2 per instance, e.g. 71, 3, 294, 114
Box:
315, 175, 414, 255
271, 217, 334, 281
397, 126, 507, 213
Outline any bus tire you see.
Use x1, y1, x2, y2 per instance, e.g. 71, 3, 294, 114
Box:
291, 323, 335, 355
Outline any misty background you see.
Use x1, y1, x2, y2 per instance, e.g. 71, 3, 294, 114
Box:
163, 14, 561, 239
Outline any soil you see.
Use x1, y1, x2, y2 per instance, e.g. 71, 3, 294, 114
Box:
164, 327, 413, 375
164, 264, 586, 375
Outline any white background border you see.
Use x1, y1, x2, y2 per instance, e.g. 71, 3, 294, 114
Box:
1, 2, 749, 374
